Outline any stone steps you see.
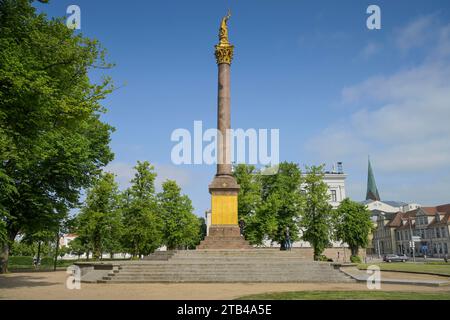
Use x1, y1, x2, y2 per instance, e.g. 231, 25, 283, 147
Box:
100, 276, 351, 283
93, 249, 353, 283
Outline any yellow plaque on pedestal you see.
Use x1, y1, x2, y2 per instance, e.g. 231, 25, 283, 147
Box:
211, 195, 238, 225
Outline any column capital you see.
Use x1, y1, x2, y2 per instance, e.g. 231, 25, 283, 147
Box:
215, 44, 234, 65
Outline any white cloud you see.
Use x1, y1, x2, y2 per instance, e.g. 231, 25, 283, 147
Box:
394, 14, 436, 51
360, 42, 381, 59
306, 18, 450, 203
104, 162, 135, 189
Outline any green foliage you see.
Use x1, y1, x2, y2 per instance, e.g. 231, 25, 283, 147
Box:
300, 165, 333, 260
317, 255, 333, 262
0, 218, 7, 245
40, 257, 54, 265
333, 198, 373, 256
0, 0, 114, 271
158, 180, 201, 250
76, 173, 121, 260
233, 164, 264, 244
121, 161, 162, 256
233, 162, 303, 246
10, 241, 36, 256
350, 255, 362, 264
67, 237, 87, 257
198, 217, 207, 241
8, 256, 33, 266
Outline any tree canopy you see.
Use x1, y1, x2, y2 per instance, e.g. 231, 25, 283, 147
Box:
0, 0, 114, 272
333, 198, 373, 257
300, 165, 333, 260
121, 161, 162, 257
233, 162, 304, 246
76, 173, 121, 259
158, 180, 201, 250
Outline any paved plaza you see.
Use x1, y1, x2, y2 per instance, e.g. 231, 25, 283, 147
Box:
1, 271, 449, 300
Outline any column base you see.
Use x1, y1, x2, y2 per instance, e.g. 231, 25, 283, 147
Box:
197, 225, 252, 250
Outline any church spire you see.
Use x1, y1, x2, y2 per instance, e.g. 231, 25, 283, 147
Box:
366, 156, 380, 201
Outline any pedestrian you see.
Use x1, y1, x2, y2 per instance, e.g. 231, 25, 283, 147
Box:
239, 219, 245, 237
337, 251, 340, 262
284, 227, 291, 251
445, 254, 448, 263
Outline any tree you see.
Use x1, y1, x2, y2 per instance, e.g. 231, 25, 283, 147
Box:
158, 180, 200, 250
21, 230, 55, 263
68, 237, 87, 259
333, 198, 373, 258
260, 162, 304, 246
0, 219, 7, 248
233, 164, 264, 244
0, 0, 114, 272
301, 165, 333, 260
198, 217, 207, 242
232, 162, 303, 246
76, 173, 121, 260
121, 161, 162, 257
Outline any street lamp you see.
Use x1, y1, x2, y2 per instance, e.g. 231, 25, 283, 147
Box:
402, 216, 416, 263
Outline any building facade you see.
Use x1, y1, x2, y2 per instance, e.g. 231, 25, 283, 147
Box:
372, 204, 450, 257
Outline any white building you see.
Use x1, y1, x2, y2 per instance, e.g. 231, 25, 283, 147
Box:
59, 233, 77, 247
361, 200, 421, 223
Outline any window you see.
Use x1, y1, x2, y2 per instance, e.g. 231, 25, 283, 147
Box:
437, 228, 441, 238
331, 190, 337, 202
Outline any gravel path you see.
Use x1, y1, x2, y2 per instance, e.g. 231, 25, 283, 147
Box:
1, 271, 449, 300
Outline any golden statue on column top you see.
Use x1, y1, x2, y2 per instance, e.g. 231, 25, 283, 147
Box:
215, 10, 234, 65
218, 10, 231, 46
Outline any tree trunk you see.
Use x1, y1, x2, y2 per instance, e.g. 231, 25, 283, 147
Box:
37, 241, 41, 265
0, 242, 9, 274
53, 231, 59, 271
0, 231, 17, 274
351, 246, 359, 257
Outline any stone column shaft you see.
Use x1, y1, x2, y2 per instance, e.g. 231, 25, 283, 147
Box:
217, 63, 232, 175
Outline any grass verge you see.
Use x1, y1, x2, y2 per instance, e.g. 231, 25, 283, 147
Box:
236, 290, 450, 300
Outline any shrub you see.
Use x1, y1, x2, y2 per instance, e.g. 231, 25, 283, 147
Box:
40, 257, 55, 266
8, 256, 33, 266
350, 255, 362, 264
318, 255, 333, 262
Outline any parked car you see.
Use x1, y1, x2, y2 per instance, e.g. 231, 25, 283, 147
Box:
383, 254, 409, 263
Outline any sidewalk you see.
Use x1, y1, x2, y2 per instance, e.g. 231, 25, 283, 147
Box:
341, 267, 450, 287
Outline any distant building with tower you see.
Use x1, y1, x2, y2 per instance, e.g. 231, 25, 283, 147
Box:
357, 157, 450, 257
361, 158, 420, 222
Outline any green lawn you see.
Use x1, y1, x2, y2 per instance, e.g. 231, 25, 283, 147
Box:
357, 262, 450, 277
236, 290, 450, 300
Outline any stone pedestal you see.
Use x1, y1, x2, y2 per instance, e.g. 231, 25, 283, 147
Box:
197, 225, 252, 249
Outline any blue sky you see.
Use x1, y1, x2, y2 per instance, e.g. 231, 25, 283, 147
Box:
35, 1, 450, 215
